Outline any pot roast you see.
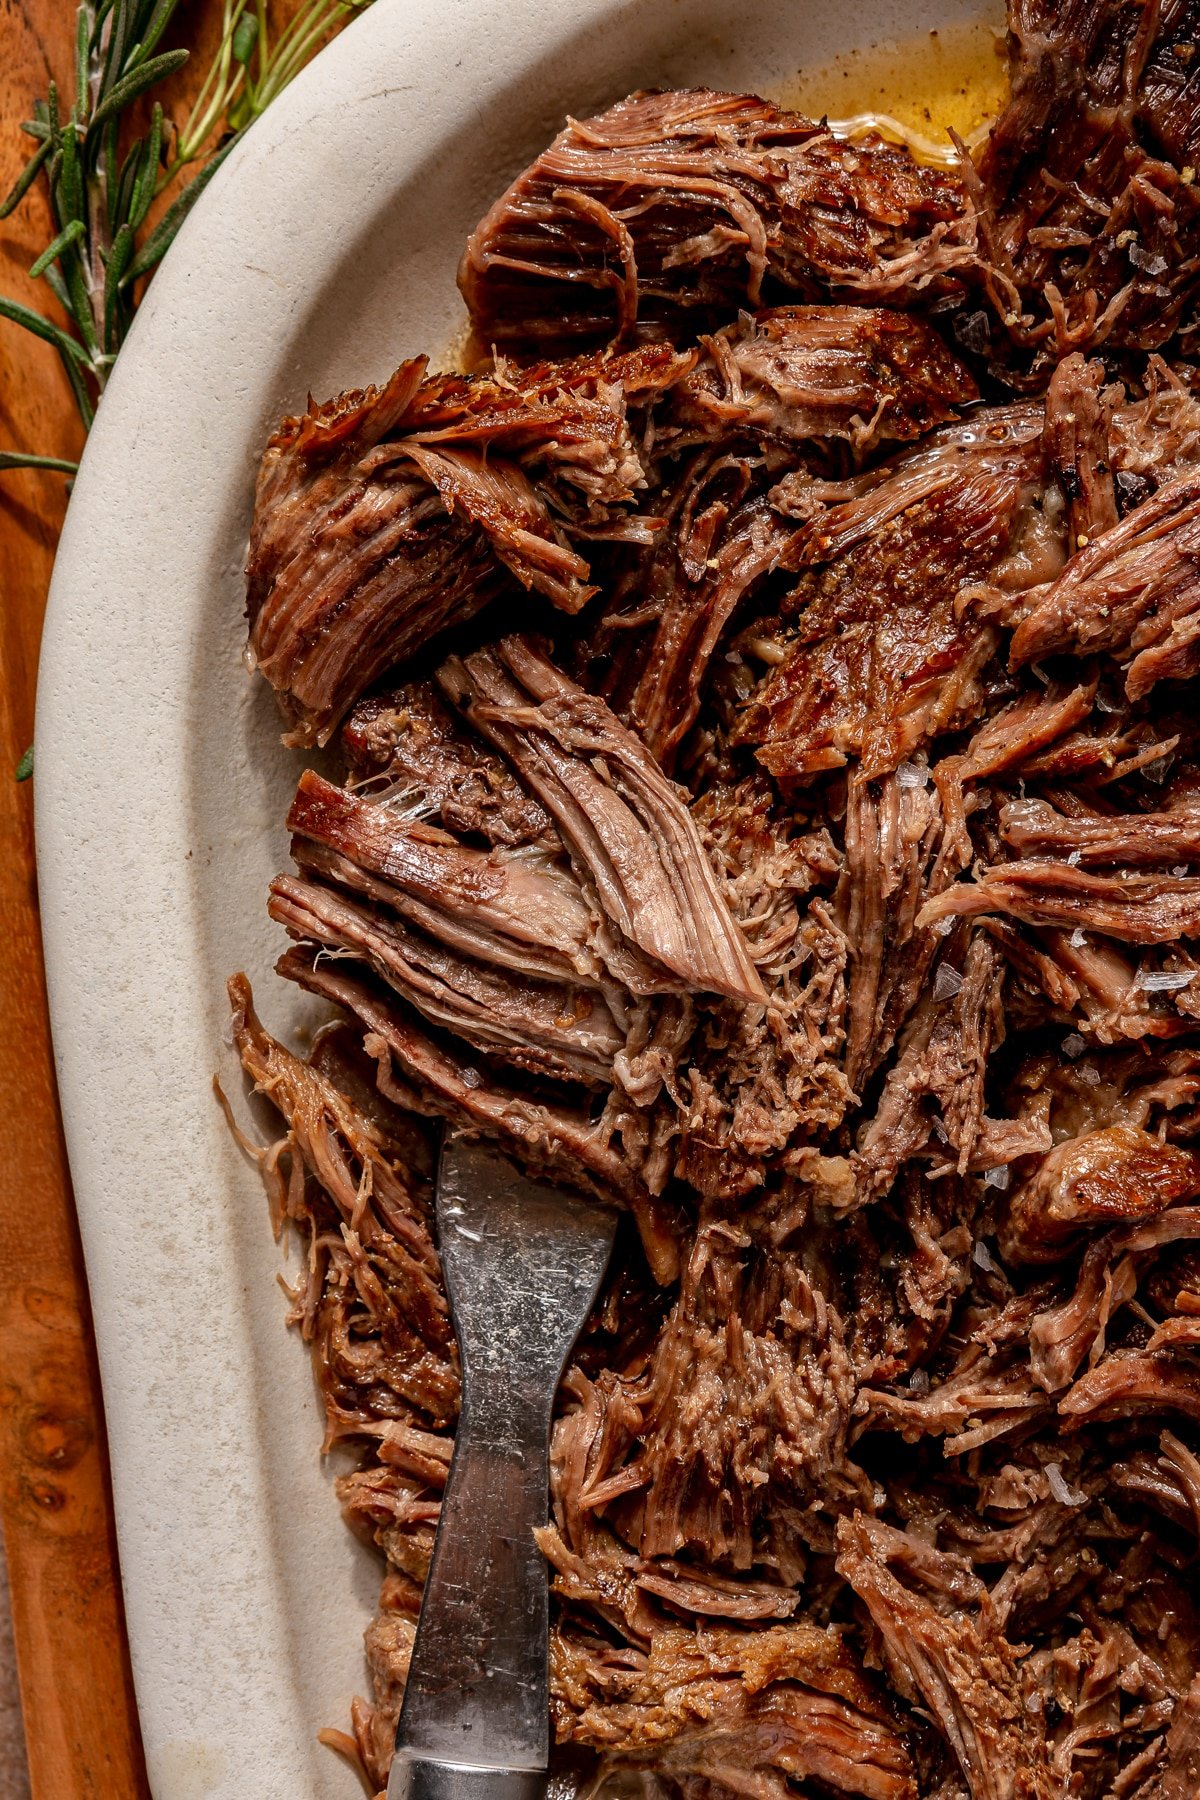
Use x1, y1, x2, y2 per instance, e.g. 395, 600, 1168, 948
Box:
230, 5, 1200, 1794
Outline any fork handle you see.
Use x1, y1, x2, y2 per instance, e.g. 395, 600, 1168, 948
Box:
388, 1756, 543, 1800
388, 1138, 616, 1800
391, 1379, 554, 1777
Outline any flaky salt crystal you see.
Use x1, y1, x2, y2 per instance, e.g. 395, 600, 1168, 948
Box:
934, 964, 964, 1001
956, 310, 991, 355
1046, 1462, 1088, 1507
1134, 968, 1195, 993
1128, 244, 1168, 275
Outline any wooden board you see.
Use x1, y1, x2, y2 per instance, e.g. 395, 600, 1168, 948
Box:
0, 6, 309, 1791
0, 5, 144, 1784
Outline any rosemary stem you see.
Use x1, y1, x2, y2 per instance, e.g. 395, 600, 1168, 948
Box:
272, 0, 348, 92
86, 171, 109, 372
166, 0, 249, 184
84, 1, 109, 381
86, 1, 102, 116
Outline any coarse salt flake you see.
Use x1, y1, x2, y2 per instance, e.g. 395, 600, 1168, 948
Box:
973, 1235, 1000, 1267
956, 311, 991, 354
896, 761, 928, 789
1128, 244, 1168, 275
934, 964, 964, 1001
1046, 1462, 1088, 1507
1062, 1033, 1086, 1059
1135, 968, 1195, 993
1069, 927, 1088, 948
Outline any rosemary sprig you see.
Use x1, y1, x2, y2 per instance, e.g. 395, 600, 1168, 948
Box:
165, 2, 371, 187
3, 0, 374, 780
0, 0, 372, 433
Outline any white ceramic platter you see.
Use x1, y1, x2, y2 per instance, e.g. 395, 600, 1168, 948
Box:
36, 0, 999, 1792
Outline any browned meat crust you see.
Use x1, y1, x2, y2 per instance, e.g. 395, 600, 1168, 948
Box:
246, 345, 691, 745
670, 306, 978, 450
229, 20, 1200, 1800
733, 406, 1044, 782
548, 1614, 919, 1800
458, 90, 971, 353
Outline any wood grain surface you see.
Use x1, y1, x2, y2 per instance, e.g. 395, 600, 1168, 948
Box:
0, 4, 310, 1792
0, 0, 142, 1772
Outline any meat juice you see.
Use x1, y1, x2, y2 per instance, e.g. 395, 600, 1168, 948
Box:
780, 16, 1010, 163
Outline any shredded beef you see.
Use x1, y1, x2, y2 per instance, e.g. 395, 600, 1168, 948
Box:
547, 1615, 918, 1800
970, 0, 1200, 378
458, 90, 971, 353
1009, 468, 1200, 701
733, 406, 1043, 782
230, 21, 1200, 1799
246, 346, 690, 744
836, 1516, 1056, 1800
671, 306, 977, 451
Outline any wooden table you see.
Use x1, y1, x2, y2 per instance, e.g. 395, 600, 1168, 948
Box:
0, 6, 310, 1792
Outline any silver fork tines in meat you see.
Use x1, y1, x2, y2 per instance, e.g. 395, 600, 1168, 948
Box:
388, 1135, 616, 1800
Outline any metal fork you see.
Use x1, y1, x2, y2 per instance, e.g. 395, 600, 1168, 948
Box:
387, 1134, 617, 1800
